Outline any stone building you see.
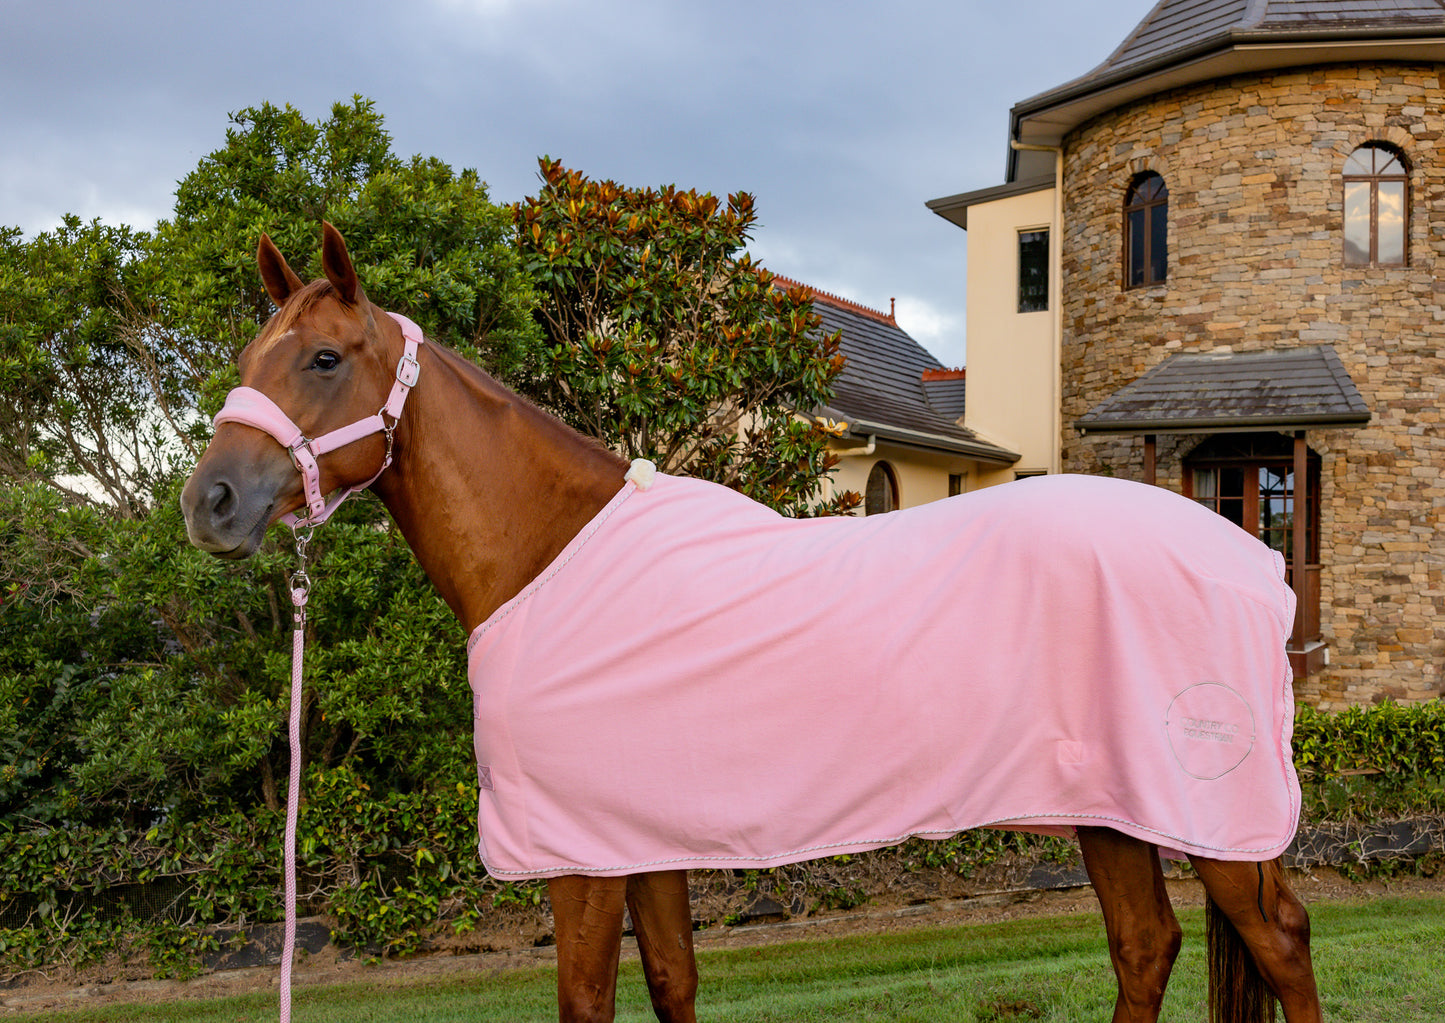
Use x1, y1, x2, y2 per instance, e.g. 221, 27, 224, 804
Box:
928, 0, 1445, 706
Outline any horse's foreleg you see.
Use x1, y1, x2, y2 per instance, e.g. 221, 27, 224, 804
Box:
549, 874, 628, 1023
1078, 826, 1182, 1023
1188, 856, 1321, 1023
626, 870, 698, 1023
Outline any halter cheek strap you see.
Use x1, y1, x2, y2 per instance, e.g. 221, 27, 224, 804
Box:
212, 311, 425, 528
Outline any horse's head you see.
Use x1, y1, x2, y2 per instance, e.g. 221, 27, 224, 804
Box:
181, 224, 418, 558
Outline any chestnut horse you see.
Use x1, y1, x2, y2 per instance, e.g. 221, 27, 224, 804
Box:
181, 225, 1322, 1023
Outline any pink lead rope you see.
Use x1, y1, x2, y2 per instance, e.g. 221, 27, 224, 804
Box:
212, 313, 425, 1023
281, 545, 310, 1023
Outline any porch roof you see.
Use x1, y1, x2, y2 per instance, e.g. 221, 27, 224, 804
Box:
1076, 345, 1371, 435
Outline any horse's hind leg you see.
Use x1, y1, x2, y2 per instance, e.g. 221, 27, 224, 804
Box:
1078, 826, 1183, 1022
626, 870, 698, 1023
549, 873, 628, 1023
1188, 856, 1321, 1023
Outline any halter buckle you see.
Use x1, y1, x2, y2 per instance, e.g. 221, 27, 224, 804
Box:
396, 351, 420, 388
287, 438, 313, 475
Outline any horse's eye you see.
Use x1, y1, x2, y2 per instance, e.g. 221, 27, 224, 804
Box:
311, 351, 340, 371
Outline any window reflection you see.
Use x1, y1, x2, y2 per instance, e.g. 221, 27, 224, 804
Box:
1377, 181, 1405, 265
1343, 143, 1407, 267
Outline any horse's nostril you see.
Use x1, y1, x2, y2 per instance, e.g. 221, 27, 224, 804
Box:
208, 480, 236, 521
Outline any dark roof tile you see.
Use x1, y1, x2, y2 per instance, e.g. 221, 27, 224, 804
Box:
779, 286, 1016, 462
1080, 0, 1445, 83
1076, 345, 1371, 433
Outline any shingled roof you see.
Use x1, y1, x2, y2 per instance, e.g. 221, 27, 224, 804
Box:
1106, 0, 1445, 74
1075, 345, 1371, 434
773, 278, 1018, 464
1009, 0, 1445, 179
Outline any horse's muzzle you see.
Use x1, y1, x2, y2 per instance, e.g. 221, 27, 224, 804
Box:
181, 453, 293, 558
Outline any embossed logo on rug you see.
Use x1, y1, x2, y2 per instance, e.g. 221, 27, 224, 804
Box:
1165, 682, 1255, 780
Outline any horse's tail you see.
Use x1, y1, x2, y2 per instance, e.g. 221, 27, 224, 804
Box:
1206, 891, 1276, 1023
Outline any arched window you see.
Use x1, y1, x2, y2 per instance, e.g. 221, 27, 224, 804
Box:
1343, 143, 1407, 266
864, 461, 898, 516
1124, 172, 1168, 288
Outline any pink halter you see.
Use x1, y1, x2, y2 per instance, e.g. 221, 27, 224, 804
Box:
213, 311, 424, 527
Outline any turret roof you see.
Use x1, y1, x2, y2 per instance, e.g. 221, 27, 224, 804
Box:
1008, 0, 1445, 180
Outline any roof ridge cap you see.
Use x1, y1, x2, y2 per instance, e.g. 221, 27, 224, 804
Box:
770, 274, 897, 325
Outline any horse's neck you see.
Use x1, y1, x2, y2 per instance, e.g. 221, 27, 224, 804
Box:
372, 345, 628, 632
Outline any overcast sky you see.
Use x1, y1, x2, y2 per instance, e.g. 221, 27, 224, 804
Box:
3, 0, 1152, 368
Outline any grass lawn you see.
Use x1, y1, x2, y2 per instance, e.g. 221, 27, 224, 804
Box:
22, 895, 1445, 1022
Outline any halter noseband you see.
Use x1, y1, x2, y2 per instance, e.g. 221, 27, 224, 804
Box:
212, 311, 424, 528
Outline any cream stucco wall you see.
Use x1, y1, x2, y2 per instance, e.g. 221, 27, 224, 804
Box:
819, 441, 980, 511
962, 187, 1059, 487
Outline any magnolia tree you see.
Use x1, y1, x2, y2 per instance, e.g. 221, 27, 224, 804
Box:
514, 157, 859, 517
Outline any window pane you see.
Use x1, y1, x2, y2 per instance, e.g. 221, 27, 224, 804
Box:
1193, 468, 1217, 501
1377, 180, 1405, 265
1218, 497, 1245, 528
1343, 181, 1371, 265
1222, 466, 1246, 498
1129, 175, 1166, 203
1018, 230, 1049, 312
865, 462, 895, 515
1128, 209, 1146, 286
1260, 467, 1293, 534
1149, 206, 1167, 283
1218, 465, 1246, 528
1343, 149, 1373, 174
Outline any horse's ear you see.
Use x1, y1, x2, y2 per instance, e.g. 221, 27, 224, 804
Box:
320, 222, 363, 306
257, 233, 305, 308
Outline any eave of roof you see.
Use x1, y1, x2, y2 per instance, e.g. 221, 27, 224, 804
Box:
1076, 345, 1372, 435
824, 411, 1020, 463
926, 175, 1056, 230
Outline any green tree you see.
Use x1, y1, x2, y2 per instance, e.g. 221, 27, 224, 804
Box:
144, 95, 540, 421
514, 157, 858, 516
0, 218, 158, 513
1, 98, 535, 831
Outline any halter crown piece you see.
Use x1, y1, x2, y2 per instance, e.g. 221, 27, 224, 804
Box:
212, 311, 424, 527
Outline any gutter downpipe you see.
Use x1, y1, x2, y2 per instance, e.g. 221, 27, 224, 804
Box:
1010, 140, 1063, 475
834, 434, 877, 457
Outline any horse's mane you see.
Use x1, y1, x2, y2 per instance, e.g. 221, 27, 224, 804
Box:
409, 328, 627, 468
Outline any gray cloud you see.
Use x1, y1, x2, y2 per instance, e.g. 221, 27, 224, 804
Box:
2, 0, 1151, 366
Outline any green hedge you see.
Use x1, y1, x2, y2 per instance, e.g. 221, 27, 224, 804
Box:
1, 700, 1441, 976
1293, 702, 1445, 821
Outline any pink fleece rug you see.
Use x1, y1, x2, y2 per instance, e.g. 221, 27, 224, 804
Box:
466, 470, 1300, 878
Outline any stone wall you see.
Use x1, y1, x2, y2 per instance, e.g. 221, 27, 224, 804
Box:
1058, 63, 1445, 707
